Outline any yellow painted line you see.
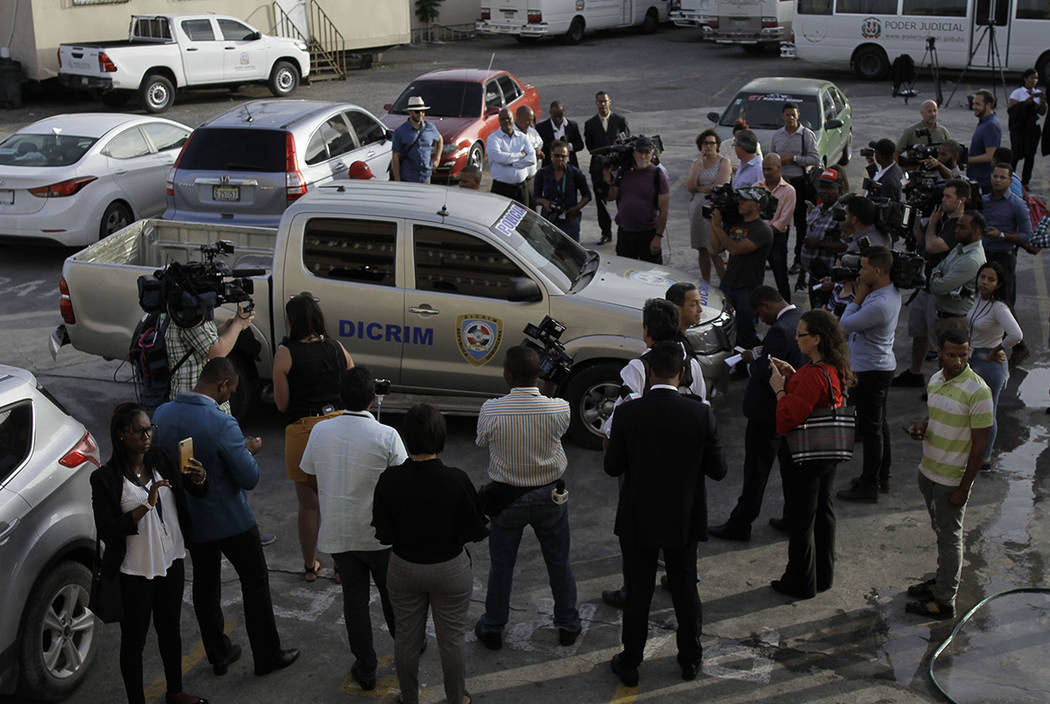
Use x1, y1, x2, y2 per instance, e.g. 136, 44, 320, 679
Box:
146, 622, 233, 703
610, 683, 640, 703
1030, 251, 1049, 345
338, 654, 425, 699
712, 69, 751, 100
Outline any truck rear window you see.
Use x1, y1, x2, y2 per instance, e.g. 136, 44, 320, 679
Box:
177, 128, 286, 172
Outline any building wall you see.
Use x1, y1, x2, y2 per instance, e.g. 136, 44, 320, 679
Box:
408, 0, 478, 30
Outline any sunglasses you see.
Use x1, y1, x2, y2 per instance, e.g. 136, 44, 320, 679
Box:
130, 424, 158, 437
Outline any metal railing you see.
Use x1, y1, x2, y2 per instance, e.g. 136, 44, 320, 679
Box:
270, 1, 346, 81
412, 23, 476, 44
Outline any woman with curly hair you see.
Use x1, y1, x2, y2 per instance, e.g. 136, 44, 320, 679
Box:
767, 309, 855, 599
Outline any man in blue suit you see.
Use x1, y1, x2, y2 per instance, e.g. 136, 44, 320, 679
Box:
710, 286, 804, 541
153, 358, 299, 677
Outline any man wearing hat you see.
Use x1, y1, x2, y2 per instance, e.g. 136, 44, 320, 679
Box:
864, 139, 903, 202
391, 96, 443, 183
798, 168, 846, 301
607, 136, 669, 264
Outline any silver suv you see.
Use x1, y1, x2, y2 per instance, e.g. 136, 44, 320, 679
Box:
164, 99, 393, 227
0, 366, 101, 701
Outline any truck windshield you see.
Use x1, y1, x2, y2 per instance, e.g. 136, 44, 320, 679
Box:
492, 203, 587, 292
0, 134, 97, 167
177, 128, 285, 172
719, 93, 821, 131
389, 81, 483, 118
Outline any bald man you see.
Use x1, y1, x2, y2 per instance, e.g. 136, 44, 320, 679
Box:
486, 106, 536, 206
759, 154, 796, 301
897, 99, 952, 153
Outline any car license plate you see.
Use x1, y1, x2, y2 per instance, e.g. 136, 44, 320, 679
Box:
502, 9, 515, 16
212, 185, 240, 202
0, 190, 13, 205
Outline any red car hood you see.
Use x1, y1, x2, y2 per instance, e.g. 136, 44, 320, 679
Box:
381, 115, 480, 143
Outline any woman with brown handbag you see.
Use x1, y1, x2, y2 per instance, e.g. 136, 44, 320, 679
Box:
767, 309, 855, 599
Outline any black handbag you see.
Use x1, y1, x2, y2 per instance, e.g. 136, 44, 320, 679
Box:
785, 364, 856, 464
88, 537, 122, 624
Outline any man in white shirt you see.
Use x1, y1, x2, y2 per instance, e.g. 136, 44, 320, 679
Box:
515, 104, 544, 208
487, 107, 536, 206
299, 366, 408, 692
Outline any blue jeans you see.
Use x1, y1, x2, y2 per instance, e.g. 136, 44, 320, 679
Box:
969, 349, 1008, 462
553, 215, 581, 242
480, 485, 580, 633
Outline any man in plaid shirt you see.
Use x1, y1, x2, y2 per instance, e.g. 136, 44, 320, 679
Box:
166, 309, 255, 415
798, 168, 846, 301
1031, 214, 1050, 248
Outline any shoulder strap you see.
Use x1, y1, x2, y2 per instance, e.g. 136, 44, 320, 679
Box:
812, 363, 841, 408
400, 121, 427, 157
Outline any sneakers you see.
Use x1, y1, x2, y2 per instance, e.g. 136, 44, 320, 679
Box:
892, 370, 925, 388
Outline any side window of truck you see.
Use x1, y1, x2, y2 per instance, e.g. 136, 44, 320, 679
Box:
181, 19, 216, 42
413, 225, 526, 300
218, 19, 256, 41
302, 218, 396, 286
0, 401, 32, 484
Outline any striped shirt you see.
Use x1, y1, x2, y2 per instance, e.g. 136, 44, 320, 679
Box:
920, 366, 993, 487
476, 387, 569, 487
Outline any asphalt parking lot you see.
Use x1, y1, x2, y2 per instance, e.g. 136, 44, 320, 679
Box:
3, 26, 1050, 704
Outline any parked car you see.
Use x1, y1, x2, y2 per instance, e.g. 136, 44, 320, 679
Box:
57, 14, 310, 113
0, 113, 191, 247
706, 77, 853, 169
164, 99, 392, 227
0, 365, 101, 701
380, 69, 541, 183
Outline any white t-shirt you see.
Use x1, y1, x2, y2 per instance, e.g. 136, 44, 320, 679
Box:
601, 343, 708, 437
300, 411, 409, 553
119, 468, 185, 579
1010, 86, 1043, 106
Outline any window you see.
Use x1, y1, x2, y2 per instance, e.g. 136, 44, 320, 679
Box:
414, 226, 526, 299
497, 75, 522, 104
719, 93, 821, 131
1017, 0, 1050, 18
306, 116, 355, 164
902, 0, 965, 15
104, 128, 151, 159
821, 91, 835, 123
485, 81, 503, 110
0, 401, 32, 484
132, 17, 172, 40
181, 19, 215, 41
345, 110, 387, 146
388, 80, 484, 118
218, 19, 256, 41
303, 219, 396, 286
142, 122, 189, 152
177, 128, 286, 171
0, 134, 96, 167
797, 0, 832, 14
834, 0, 897, 13
304, 132, 327, 166
830, 88, 846, 116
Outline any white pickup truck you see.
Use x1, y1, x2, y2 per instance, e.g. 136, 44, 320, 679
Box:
49, 183, 735, 448
58, 14, 311, 113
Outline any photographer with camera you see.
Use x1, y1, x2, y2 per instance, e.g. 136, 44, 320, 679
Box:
841, 194, 891, 253
535, 140, 592, 242
798, 169, 847, 294
606, 136, 669, 264
863, 140, 904, 203
769, 102, 819, 272
711, 187, 775, 348
837, 246, 902, 504
897, 100, 953, 154
919, 141, 964, 182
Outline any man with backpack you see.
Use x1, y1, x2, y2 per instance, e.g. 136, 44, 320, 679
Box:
390, 96, 443, 183
165, 307, 255, 416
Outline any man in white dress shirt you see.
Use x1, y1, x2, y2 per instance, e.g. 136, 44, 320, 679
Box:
487, 107, 536, 206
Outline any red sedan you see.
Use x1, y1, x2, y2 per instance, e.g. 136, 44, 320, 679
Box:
381, 69, 541, 183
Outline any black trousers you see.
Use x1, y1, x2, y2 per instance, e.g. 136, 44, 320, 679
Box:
727, 418, 791, 531
189, 525, 282, 670
119, 559, 185, 704
619, 537, 701, 669
788, 175, 812, 261
1010, 126, 1038, 185
854, 370, 894, 488
331, 549, 396, 673
780, 460, 837, 596
768, 230, 791, 301
615, 227, 662, 264
491, 179, 529, 206
590, 168, 612, 238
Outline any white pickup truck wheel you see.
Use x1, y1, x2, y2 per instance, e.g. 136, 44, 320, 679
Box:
140, 74, 174, 113
268, 61, 299, 97
565, 362, 623, 450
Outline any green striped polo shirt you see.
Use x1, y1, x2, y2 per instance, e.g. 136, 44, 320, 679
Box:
919, 365, 993, 486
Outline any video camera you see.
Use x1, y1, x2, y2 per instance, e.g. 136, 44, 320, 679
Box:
137, 240, 264, 328
590, 134, 664, 173
857, 180, 917, 242
819, 236, 925, 289
523, 316, 574, 385
701, 183, 778, 223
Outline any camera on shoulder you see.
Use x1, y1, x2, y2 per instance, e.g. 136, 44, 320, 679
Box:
523, 316, 574, 385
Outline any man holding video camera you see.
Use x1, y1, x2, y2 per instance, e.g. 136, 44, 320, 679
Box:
166, 305, 255, 416
863, 139, 904, 203
607, 136, 670, 264
711, 188, 774, 348
585, 91, 630, 244
897, 100, 952, 154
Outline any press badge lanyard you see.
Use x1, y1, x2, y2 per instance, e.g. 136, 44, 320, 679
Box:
130, 468, 166, 530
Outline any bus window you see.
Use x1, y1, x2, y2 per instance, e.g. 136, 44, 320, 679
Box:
834, 0, 898, 13
798, 0, 833, 14
1017, 0, 1050, 19
902, 0, 965, 16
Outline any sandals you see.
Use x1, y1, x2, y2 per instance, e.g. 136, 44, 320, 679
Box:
304, 559, 321, 583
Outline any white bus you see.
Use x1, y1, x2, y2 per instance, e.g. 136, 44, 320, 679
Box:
670, 0, 714, 27
476, 0, 671, 43
701, 0, 794, 50
789, 0, 1050, 80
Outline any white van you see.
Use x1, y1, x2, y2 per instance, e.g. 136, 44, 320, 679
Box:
670, 0, 715, 27
477, 0, 671, 43
700, 0, 794, 50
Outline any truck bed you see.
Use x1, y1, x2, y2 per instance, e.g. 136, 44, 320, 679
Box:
61, 40, 173, 49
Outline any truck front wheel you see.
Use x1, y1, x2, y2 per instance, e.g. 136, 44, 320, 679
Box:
140, 74, 174, 113
268, 61, 299, 97
565, 362, 624, 450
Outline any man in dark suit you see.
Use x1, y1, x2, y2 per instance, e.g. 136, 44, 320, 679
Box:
604, 341, 727, 687
584, 91, 630, 244
536, 101, 584, 168
710, 287, 804, 542
864, 138, 904, 202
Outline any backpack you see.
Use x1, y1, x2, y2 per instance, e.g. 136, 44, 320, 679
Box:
128, 312, 193, 413
891, 55, 916, 98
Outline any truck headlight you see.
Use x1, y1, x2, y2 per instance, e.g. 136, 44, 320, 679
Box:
295, 41, 308, 52
687, 306, 733, 355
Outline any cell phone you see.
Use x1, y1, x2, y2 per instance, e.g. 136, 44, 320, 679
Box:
178, 437, 193, 474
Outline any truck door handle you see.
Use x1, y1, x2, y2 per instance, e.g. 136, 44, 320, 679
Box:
333, 162, 347, 171
225, 46, 236, 50
409, 305, 440, 317
0, 518, 19, 543
186, 47, 198, 52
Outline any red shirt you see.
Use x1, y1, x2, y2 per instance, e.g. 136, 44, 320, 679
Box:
776, 361, 844, 435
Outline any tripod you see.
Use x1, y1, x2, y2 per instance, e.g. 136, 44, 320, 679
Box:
946, 21, 1008, 109
898, 37, 943, 105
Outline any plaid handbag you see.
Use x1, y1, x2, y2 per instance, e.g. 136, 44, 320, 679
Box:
785, 363, 855, 464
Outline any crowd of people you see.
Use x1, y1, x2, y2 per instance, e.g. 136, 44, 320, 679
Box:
89, 72, 1050, 703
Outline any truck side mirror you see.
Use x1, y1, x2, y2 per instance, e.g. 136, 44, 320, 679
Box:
250, 31, 261, 41
825, 118, 843, 130
707, 111, 720, 123
508, 277, 542, 303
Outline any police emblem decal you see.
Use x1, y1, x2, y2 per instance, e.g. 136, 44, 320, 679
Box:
456, 314, 504, 366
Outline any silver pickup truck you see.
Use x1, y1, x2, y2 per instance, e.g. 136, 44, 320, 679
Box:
51, 183, 735, 448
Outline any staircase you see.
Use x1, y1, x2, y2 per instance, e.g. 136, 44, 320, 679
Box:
272, 1, 347, 82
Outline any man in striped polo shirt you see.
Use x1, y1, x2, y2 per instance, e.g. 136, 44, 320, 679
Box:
905, 329, 992, 620
474, 345, 581, 650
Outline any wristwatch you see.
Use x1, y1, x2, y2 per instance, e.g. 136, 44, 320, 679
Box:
999, 231, 1005, 240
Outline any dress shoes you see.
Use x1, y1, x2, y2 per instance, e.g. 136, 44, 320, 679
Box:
350, 662, 377, 691
907, 578, 936, 598
891, 370, 925, 388
905, 598, 954, 620
254, 648, 300, 676
601, 589, 627, 610
770, 579, 815, 600
851, 475, 890, 494
558, 627, 581, 646
837, 485, 878, 503
211, 644, 241, 676
768, 517, 789, 534
474, 620, 502, 650
679, 658, 701, 681
708, 522, 751, 542
610, 653, 639, 687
